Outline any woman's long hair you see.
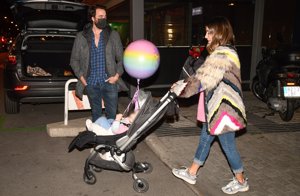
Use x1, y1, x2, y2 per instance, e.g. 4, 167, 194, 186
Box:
205, 16, 235, 53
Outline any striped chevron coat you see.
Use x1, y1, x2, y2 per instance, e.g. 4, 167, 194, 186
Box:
180, 45, 247, 135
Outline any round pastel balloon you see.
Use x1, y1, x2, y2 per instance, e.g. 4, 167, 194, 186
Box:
123, 39, 160, 79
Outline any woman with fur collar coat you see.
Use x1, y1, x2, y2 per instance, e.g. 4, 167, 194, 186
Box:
172, 16, 249, 195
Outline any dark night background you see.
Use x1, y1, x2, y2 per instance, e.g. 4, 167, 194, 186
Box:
0, 0, 18, 39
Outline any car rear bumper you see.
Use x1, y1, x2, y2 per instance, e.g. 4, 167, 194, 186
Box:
5, 87, 66, 103
4, 71, 76, 103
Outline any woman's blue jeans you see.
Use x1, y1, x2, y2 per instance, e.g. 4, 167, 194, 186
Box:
86, 82, 118, 122
194, 124, 244, 174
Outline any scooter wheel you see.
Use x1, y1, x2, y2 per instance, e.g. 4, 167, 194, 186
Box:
279, 100, 294, 121
251, 76, 264, 101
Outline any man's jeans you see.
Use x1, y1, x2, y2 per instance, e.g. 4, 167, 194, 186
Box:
194, 124, 244, 174
86, 82, 118, 122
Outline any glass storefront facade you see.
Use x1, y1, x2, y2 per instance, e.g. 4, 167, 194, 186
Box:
144, 2, 191, 46
144, 0, 255, 47
108, 0, 298, 89
262, 0, 297, 49
109, 0, 256, 47
109, 0, 297, 48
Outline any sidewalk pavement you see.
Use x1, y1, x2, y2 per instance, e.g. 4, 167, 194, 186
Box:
142, 91, 300, 196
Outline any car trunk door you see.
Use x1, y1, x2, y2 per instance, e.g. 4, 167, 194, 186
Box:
9, 0, 88, 32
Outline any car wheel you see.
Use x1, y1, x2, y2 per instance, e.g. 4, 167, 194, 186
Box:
4, 91, 20, 114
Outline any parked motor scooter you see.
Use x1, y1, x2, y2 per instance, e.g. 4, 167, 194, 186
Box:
251, 47, 300, 121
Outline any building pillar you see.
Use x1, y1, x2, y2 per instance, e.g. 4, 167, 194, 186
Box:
128, 0, 144, 97
250, 0, 265, 84
130, 0, 144, 41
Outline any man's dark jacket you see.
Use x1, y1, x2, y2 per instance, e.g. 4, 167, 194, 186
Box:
70, 23, 128, 99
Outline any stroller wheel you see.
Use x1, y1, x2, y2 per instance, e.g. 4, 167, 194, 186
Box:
91, 165, 102, 173
135, 162, 153, 174
133, 178, 149, 193
141, 162, 153, 174
83, 171, 96, 185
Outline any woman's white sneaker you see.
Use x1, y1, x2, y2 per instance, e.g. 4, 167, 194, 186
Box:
222, 177, 249, 194
172, 167, 197, 185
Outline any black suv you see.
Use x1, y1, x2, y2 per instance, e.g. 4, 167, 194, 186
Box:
3, 0, 87, 113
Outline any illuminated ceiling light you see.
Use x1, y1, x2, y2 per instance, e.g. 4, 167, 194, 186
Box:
167, 29, 173, 33
192, 6, 203, 16
228, 2, 235, 6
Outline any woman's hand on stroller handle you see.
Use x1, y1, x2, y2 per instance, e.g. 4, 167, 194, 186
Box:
171, 80, 188, 96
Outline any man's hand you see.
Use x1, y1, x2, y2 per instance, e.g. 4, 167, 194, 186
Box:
106, 73, 119, 84
80, 76, 87, 86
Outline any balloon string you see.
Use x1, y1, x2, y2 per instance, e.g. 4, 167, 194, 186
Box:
123, 79, 140, 116
135, 79, 140, 110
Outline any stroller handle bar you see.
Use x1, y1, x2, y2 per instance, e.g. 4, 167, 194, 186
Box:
119, 91, 177, 151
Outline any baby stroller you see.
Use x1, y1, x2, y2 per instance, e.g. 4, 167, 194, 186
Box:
68, 89, 180, 193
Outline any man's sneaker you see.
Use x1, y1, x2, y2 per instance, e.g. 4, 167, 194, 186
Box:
222, 177, 249, 194
172, 167, 197, 185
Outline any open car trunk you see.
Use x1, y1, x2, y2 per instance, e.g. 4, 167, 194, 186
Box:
21, 35, 75, 79
9, 0, 88, 31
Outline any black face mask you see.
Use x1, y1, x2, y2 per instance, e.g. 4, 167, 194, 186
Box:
95, 18, 107, 29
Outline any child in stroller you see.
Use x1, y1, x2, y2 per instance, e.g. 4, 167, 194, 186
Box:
85, 109, 140, 136
68, 88, 185, 193
86, 109, 140, 161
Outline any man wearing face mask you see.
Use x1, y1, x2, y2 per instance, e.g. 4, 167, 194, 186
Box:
70, 4, 128, 122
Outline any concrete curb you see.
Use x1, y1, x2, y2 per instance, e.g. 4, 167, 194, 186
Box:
145, 133, 203, 196
46, 117, 88, 137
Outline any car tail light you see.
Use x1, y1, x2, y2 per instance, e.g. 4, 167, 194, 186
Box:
8, 54, 17, 65
14, 85, 29, 91
1, 36, 6, 43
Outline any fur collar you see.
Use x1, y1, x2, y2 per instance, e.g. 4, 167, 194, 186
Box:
196, 46, 239, 91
